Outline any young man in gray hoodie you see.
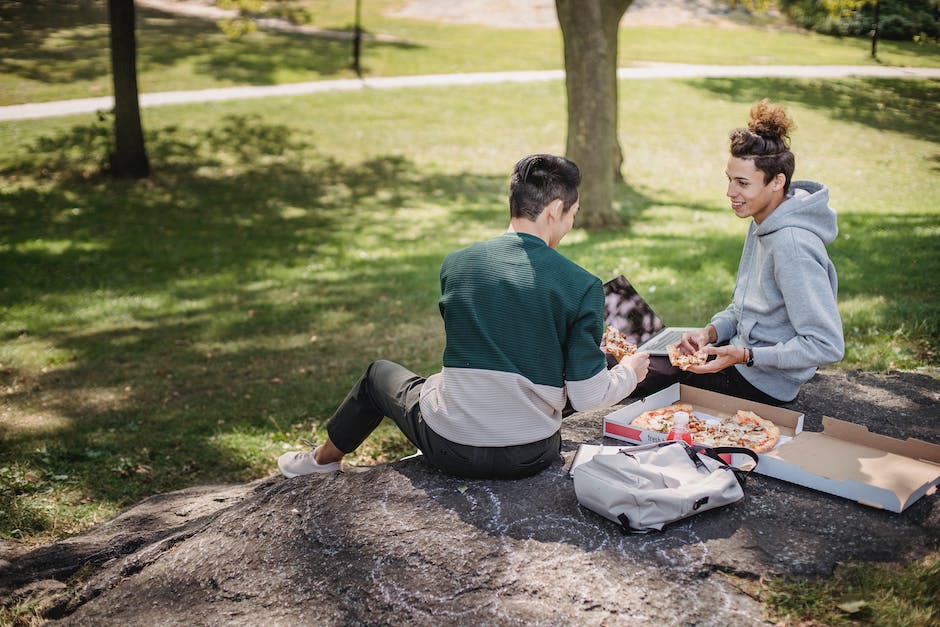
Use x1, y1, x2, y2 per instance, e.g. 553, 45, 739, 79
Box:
643, 100, 844, 405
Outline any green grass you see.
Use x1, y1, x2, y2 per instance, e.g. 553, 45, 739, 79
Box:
764, 554, 940, 625
1, 77, 937, 547
0, 4, 938, 623
1, 0, 939, 105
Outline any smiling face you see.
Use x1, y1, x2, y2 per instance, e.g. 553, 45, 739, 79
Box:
725, 156, 786, 224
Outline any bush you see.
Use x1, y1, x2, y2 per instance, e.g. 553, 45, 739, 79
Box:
774, 0, 940, 41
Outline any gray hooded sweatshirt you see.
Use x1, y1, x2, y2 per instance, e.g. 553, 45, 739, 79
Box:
709, 180, 844, 402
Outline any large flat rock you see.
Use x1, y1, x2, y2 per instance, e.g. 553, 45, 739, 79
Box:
2, 369, 938, 625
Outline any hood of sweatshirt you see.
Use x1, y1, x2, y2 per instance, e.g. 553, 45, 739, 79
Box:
754, 180, 838, 245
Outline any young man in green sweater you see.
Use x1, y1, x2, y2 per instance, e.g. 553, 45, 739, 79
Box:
278, 154, 649, 480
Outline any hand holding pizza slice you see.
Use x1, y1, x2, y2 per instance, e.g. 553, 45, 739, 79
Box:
667, 343, 708, 370
601, 325, 637, 361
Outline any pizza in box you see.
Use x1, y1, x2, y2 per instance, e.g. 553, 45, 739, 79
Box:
631, 402, 781, 454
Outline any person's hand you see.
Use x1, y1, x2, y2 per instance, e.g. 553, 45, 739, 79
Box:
678, 327, 715, 354
622, 351, 650, 383
684, 345, 746, 374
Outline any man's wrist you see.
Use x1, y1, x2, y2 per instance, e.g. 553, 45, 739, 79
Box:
705, 325, 718, 344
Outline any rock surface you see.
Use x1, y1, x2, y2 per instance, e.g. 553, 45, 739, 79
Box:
1, 369, 938, 625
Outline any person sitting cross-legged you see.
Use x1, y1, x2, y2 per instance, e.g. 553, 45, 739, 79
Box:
633, 100, 844, 406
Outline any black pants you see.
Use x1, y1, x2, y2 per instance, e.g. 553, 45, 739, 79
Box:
327, 360, 562, 479
630, 356, 788, 406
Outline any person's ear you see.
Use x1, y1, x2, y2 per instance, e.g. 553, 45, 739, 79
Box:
546, 198, 564, 221
771, 173, 786, 192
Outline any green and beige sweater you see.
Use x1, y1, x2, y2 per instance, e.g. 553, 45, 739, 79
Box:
419, 232, 638, 447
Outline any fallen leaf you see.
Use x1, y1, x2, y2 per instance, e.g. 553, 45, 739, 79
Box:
837, 600, 868, 614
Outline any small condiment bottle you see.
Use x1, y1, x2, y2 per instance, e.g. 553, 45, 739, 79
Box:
667, 411, 693, 445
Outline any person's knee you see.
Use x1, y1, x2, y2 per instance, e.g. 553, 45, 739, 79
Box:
366, 359, 392, 374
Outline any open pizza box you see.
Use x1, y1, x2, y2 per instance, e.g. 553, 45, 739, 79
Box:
602, 383, 940, 513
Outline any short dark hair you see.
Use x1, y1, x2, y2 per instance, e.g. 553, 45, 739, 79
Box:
509, 154, 581, 221
729, 99, 796, 193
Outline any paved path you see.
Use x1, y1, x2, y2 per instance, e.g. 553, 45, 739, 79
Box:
2, 63, 938, 122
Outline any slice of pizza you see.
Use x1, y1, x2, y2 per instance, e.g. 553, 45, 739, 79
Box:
631, 402, 697, 435
667, 343, 708, 370
602, 325, 637, 361
715, 410, 781, 453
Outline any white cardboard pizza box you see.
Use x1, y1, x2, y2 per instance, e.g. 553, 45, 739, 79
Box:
759, 417, 940, 513
602, 383, 940, 513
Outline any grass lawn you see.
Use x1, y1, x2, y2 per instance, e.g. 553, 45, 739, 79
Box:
1, 2, 939, 623
2, 75, 937, 543
1, 0, 939, 105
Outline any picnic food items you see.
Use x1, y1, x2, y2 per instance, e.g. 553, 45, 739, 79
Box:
632, 404, 781, 453
667, 343, 708, 369
601, 325, 637, 361
666, 410, 693, 445
631, 403, 696, 432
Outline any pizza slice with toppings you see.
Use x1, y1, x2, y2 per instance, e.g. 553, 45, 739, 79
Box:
667, 343, 708, 370
601, 325, 637, 361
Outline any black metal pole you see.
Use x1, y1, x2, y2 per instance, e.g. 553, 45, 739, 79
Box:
353, 0, 362, 77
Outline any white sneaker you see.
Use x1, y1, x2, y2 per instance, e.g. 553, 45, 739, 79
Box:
277, 441, 342, 478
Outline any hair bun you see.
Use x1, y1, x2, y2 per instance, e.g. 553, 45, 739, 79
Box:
747, 99, 794, 144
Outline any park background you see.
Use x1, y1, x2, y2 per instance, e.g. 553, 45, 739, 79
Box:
1, 0, 938, 622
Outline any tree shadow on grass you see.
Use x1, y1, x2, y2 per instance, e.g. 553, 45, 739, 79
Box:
0, 0, 421, 88
0, 0, 109, 84
0, 111, 706, 540
930, 153, 940, 174
689, 77, 940, 144
0, 114, 473, 302
832, 211, 940, 355
0, 115, 504, 538
4, 109, 935, 542
139, 6, 421, 86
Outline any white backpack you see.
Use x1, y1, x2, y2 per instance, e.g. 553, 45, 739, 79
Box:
572, 441, 758, 533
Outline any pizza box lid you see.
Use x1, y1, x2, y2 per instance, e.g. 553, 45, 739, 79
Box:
602, 384, 940, 512
757, 416, 940, 513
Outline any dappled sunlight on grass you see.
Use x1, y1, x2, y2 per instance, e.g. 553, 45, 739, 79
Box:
0, 111, 502, 541
0, 412, 72, 437
840, 295, 933, 369
690, 77, 940, 146
210, 429, 297, 479
1, 76, 937, 544
0, 333, 75, 373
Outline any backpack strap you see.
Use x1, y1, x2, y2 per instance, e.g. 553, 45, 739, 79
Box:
616, 513, 655, 535
696, 446, 759, 486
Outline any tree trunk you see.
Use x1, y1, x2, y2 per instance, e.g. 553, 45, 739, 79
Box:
108, 0, 149, 178
555, 0, 632, 229
870, 0, 880, 59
